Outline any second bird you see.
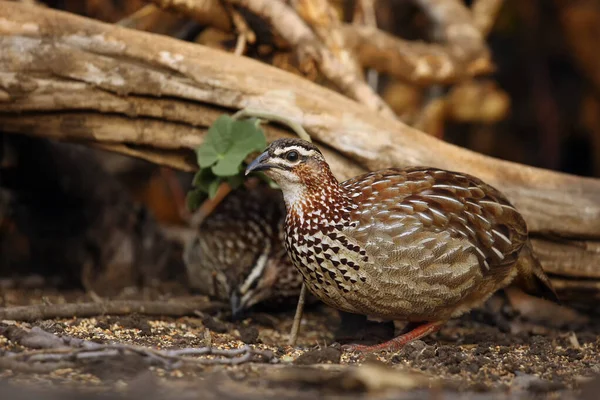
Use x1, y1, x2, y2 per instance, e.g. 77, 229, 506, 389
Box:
184, 181, 303, 317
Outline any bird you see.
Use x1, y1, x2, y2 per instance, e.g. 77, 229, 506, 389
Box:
183, 180, 304, 318
245, 138, 558, 352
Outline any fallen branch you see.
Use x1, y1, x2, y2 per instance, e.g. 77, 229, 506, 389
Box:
0, 3, 599, 284
0, 298, 221, 321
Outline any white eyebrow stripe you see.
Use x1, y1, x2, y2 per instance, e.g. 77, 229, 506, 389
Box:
270, 158, 292, 166
273, 145, 316, 157
239, 245, 271, 294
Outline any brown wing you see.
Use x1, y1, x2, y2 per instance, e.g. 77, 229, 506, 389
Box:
341, 167, 528, 278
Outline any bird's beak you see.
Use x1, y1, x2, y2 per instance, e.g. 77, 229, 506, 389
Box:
245, 150, 272, 176
230, 292, 245, 320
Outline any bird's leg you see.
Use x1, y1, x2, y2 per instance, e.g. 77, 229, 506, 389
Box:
342, 320, 446, 353
288, 283, 307, 345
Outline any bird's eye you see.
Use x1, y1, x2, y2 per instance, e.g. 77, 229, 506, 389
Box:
286, 151, 299, 162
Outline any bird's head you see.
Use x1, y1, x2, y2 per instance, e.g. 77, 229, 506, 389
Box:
185, 233, 283, 319
245, 138, 335, 208
229, 255, 281, 319
184, 184, 290, 319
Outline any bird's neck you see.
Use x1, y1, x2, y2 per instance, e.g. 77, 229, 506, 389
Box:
283, 169, 355, 231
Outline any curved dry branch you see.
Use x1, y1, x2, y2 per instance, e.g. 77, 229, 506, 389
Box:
0, 2, 599, 282
147, 0, 493, 86
342, 25, 492, 86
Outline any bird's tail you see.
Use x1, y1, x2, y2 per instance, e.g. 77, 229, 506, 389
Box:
513, 241, 560, 303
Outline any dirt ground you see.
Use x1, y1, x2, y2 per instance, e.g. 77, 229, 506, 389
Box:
0, 284, 599, 400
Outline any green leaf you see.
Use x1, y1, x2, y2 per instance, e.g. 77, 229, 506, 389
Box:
212, 161, 242, 177
189, 113, 272, 209
196, 116, 231, 168
212, 119, 266, 175
195, 115, 267, 177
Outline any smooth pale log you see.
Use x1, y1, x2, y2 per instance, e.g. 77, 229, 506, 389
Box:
0, 2, 599, 284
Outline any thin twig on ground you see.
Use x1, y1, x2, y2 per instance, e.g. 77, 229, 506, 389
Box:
225, 3, 256, 45
0, 299, 222, 322
0, 326, 275, 371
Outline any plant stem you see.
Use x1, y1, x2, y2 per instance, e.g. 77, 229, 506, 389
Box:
232, 108, 312, 142
190, 181, 232, 228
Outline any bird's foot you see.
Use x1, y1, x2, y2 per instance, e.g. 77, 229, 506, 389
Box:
341, 342, 394, 353
341, 320, 445, 353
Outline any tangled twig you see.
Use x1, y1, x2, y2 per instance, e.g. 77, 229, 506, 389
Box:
225, 0, 396, 119
0, 326, 275, 371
